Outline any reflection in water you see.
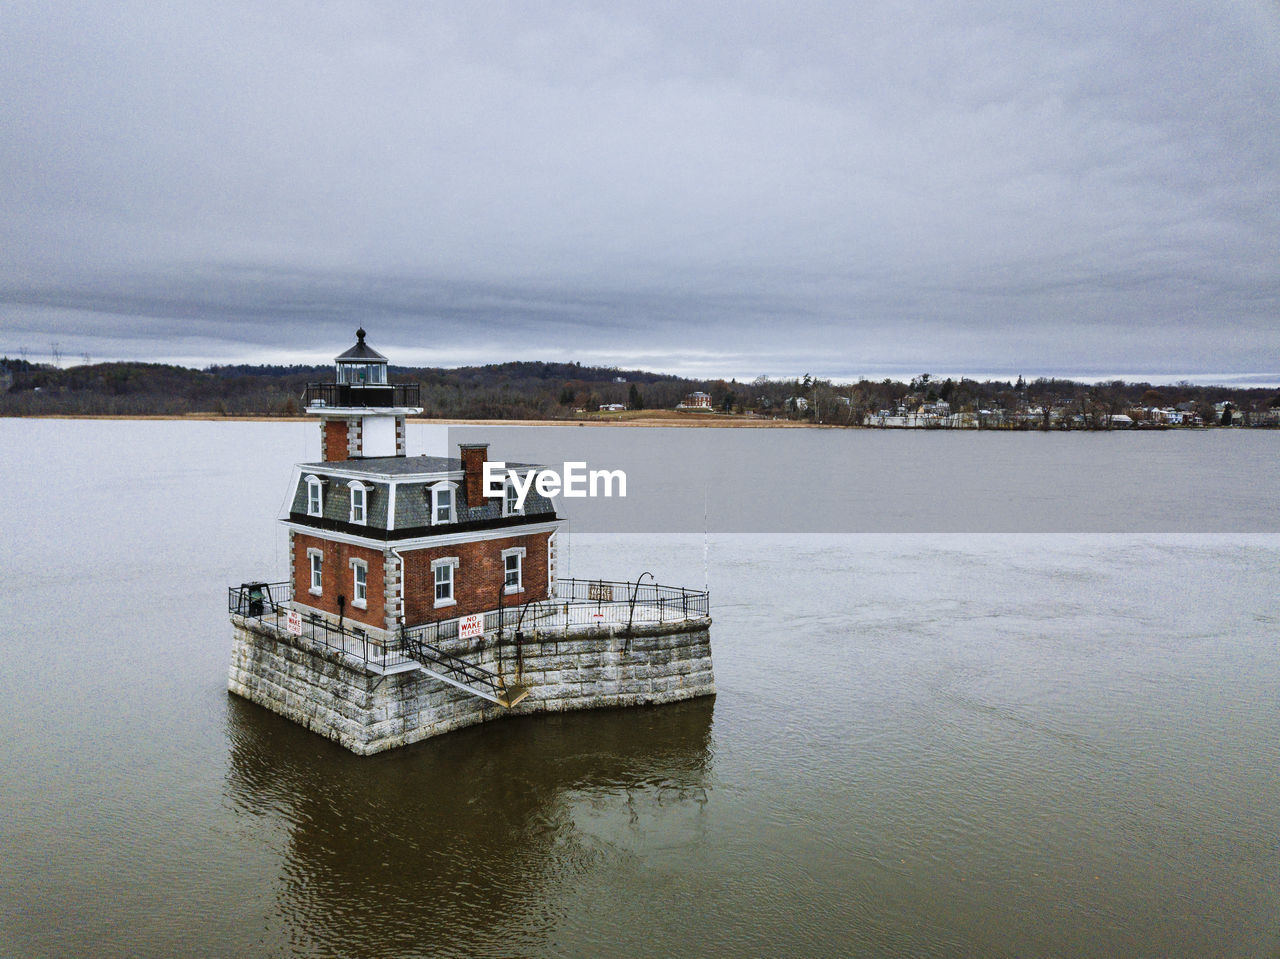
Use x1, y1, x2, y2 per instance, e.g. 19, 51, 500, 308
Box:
224, 697, 716, 957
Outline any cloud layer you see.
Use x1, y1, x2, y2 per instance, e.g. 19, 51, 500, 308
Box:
2, 1, 1277, 380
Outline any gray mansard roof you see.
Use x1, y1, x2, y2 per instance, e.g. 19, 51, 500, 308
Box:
299, 455, 541, 477
289, 456, 556, 535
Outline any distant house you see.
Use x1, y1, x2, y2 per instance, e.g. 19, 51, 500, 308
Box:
678, 392, 713, 409
598, 403, 625, 412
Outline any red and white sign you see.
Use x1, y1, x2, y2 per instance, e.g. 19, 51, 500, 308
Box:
458, 613, 484, 639
286, 610, 303, 636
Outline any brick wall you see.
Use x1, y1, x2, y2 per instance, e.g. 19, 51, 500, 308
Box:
459, 443, 487, 507
322, 419, 349, 462
401, 531, 552, 624
292, 531, 387, 629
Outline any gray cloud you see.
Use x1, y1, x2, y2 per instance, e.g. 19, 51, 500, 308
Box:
1, 0, 1277, 382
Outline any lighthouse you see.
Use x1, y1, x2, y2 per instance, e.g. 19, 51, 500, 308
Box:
305, 326, 418, 460
289, 329, 564, 642
228, 330, 715, 755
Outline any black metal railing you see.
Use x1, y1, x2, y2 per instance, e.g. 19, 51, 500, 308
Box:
302, 382, 421, 409
229, 581, 414, 672
229, 575, 710, 671
551, 577, 710, 624
399, 625, 511, 702
228, 581, 291, 618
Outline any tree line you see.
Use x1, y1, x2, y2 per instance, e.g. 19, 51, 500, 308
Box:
1, 357, 1276, 425
0, 357, 701, 418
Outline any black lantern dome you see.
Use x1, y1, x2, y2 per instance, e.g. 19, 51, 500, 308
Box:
334, 328, 388, 386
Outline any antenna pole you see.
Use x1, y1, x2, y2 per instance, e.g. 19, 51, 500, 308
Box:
703, 485, 709, 592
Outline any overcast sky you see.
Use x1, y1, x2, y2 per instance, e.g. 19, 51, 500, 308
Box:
2, 1, 1277, 383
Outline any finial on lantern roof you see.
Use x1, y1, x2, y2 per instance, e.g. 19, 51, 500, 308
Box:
335, 329, 387, 363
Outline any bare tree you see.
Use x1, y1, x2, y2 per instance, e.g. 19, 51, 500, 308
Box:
1029, 379, 1059, 430
49, 342, 62, 368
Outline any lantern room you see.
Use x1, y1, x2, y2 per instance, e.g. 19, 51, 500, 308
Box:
335, 327, 388, 386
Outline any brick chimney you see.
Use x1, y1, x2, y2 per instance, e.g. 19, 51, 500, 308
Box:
459, 443, 489, 506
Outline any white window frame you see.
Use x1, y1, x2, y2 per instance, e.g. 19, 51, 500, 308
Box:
305, 474, 324, 517
503, 480, 522, 517
430, 481, 457, 525
348, 481, 370, 525
308, 548, 323, 595
432, 556, 459, 607
350, 558, 368, 609
502, 546, 525, 595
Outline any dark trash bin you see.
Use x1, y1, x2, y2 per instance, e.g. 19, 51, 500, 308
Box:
242, 581, 268, 617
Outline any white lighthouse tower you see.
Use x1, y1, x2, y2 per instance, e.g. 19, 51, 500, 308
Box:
304, 327, 422, 460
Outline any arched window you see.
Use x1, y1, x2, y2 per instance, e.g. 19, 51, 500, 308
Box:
429, 481, 457, 525
347, 481, 371, 525
304, 474, 325, 517
503, 479, 522, 516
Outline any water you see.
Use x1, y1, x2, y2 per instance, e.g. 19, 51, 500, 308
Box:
1, 419, 1278, 957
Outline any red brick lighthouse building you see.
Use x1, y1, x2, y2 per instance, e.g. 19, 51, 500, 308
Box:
286, 329, 563, 643
229, 329, 712, 754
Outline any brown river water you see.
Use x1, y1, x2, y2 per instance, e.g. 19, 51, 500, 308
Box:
1, 420, 1278, 957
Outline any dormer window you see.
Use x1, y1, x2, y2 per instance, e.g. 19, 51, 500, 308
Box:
348, 481, 370, 525
305, 475, 325, 517
504, 481, 522, 516
430, 482, 456, 525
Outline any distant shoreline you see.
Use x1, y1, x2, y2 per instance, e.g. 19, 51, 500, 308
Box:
0, 412, 1251, 431
0, 412, 824, 428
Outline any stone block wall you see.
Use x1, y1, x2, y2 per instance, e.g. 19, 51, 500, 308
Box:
228, 615, 715, 755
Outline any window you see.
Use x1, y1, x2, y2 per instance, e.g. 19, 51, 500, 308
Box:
504, 481, 521, 516
348, 481, 369, 525
502, 547, 525, 594
305, 475, 324, 517
350, 558, 368, 609
308, 549, 323, 595
430, 482, 456, 525
432, 557, 459, 607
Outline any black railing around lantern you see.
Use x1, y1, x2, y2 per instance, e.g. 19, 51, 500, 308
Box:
302, 382, 421, 409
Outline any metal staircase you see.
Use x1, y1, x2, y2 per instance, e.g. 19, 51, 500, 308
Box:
399, 626, 529, 708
